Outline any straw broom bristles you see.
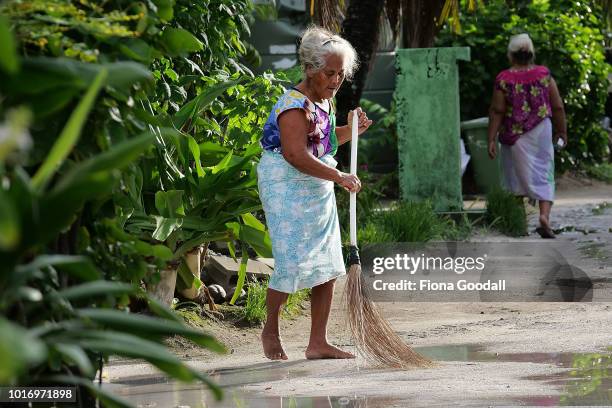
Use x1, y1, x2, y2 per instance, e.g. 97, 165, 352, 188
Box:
343, 250, 434, 369
344, 110, 432, 369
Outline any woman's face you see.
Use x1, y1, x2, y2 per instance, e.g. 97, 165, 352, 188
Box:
308, 53, 346, 100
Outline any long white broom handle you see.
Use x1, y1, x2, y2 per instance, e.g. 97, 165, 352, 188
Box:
349, 110, 358, 247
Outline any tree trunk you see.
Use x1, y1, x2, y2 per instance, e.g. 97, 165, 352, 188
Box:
401, 0, 445, 48
335, 0, 386, 167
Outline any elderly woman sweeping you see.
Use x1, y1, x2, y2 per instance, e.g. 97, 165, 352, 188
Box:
257, 26, 372, 360
487, 33, 567, 239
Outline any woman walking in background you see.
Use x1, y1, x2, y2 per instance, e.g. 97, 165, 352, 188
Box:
488, 33, 568, 238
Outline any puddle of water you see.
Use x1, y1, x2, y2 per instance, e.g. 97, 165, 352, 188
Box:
106, 344, 611, 407
417, 344, 612, 406
103, 380, 395, 408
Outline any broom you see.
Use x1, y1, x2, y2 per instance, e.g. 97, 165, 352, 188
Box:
344, 110, 433, 369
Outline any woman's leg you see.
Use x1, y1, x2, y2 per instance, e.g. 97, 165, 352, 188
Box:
262, 288, 289, 360
305, 279, 355, 359
539, 200, 552, 228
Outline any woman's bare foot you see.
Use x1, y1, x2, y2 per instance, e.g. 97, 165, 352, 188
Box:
539, 215, 550, 229
261, 332, 288, 360
537, 215, 555, 238
305, 342, 356, 359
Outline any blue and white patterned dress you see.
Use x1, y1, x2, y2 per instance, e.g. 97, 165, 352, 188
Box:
257, 89, 345, 293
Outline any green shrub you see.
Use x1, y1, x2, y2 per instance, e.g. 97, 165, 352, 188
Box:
377, 201, 451, 242
586, 163, 612, 183
0, 0, 279, 401
357, 221, 394, 244
437, 0, 610, 170
485, 188, 527, 236
343, 198, 479, 244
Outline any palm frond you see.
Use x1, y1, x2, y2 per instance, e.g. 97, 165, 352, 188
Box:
311, 0, 347, 33
437, 0, 482, 33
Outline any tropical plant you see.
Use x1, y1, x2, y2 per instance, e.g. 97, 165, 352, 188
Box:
0, 70, 225, 405
1, 0, 284, 295
0, 0, 284, 403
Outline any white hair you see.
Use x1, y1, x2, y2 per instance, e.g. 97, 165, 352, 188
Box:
298, 26, 359, 80
507, 33, 535, 61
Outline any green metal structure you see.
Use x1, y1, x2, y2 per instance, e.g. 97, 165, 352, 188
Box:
395, 47, 470, 211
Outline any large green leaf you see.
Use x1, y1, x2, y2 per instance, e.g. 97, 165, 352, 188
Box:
34, 172, 117, 247
57, 281, 135, 301
155, 190, 185, 217
159, 28, 203, 57
0, 318, 47, 384
118, 39, 157, 63
133, 241, 174, 261
54, 131, 156, 192
53, 344, 95, 378
29, 87, 80, 119
240, 224, 273, 258
229, 251, 248, 305
173, 80, 239, 129
61, 330, 222, 399
188, 136, 204, 177
241, 213, 265, 232
152, 0, 175, 21
3, 58, 151, 95
45, 374, 133, 408
77, 309, 226, 353
211, 151, 233, 174
143, 293, 182, 323
14, 255, 99, 285
0, 189, 20, 250
0, 15, 19, 74
31, 69, 107, 191
152, 216, 183, 241
174, 231, 229, 258
176, 260, 202, 292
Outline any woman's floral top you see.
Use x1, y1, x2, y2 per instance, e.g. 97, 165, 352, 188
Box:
260, 88, 338, 158
495, 65, 553, 145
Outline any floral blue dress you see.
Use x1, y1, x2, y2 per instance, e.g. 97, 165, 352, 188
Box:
257, 89, 345, 293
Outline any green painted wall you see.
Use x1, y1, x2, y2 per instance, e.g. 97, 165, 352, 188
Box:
395, 47, 470, 212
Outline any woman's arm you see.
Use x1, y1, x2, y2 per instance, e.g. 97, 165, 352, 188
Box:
549, 78, 567, 146
279, 109, 361, 192
487, 88, 506, 159
336, 125, 351, 145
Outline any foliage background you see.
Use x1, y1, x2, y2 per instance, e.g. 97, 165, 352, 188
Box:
436, 0, 610, 170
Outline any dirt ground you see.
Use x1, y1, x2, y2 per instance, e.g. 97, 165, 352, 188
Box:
105, 174, 612, 407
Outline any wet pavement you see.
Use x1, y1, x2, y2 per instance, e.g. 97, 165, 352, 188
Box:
105, 344, 612, 407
